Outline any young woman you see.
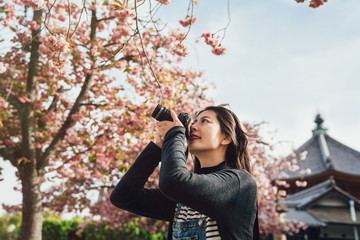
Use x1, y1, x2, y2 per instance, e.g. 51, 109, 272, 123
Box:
110, 106, 259, 239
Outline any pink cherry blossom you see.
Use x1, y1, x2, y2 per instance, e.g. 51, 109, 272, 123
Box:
42, 35, 69, 53
295, 180, 308, 187
179, 16, 198, 27
2, 3, 16, 27
172, 43, 190, 57
29, 21, 40, 30
20, 0, 45, 10
211, 45, 227, 55
130, 66, 140, 76
58, 15, 66, 22
295, 0, 328, 8
71, 114, 83, 122
19, 96, 31, 103
47, 59, 71, 75
201, 32, 220, 48
34, 143, 42, 148
114, 7, 136, 24
156, 0, 172, 5
0, 62, 6, 73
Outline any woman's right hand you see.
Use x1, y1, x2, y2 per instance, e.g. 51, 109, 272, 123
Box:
155, 132, 163, 148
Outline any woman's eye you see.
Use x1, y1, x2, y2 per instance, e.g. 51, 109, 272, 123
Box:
201, 119, 208, 123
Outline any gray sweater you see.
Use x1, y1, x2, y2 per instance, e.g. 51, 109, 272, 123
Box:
110, 126, 258, 239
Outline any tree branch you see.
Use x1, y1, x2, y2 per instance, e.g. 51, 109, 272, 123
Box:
134, 0, 163, 101
96, 54, 133, 71
20, 9, 42, 171
39, 73, 94, 170
97, 16, 116, 22
38, 4, 98, 170
54, 130, 108, 172
79, 103, 107, 108
0, 86, 23, 110
0, 145, 18, 167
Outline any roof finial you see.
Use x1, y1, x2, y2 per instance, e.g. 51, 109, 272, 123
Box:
315, 114, 324, 128
312, 113, 328, 135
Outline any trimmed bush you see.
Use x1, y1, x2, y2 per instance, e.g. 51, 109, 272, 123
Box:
0, 214, 166, 240
42, 218, 81, 240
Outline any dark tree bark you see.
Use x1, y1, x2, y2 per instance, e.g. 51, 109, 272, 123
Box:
17, 5, 99, 239
18, 8, 43, 240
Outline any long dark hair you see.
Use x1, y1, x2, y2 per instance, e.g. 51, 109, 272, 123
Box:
193, 106, 252, 173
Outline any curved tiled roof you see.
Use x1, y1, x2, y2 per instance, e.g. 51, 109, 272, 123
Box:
284, 178, 360, 208
281, 134, 360, 179
285, 208, 326, 227
326, 135, 360, 175
283, 179, 360, 226
285, 178, 334, 208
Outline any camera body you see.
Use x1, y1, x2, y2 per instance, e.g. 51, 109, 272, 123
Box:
151, 104, 191, 140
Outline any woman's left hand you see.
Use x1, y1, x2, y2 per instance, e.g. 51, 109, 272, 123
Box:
157, 110, 183, 142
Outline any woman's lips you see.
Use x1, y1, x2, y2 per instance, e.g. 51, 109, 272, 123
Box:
189, 134, 200, 142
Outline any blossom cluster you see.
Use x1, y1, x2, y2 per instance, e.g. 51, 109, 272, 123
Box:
156, 0, 172, 5
0, 62, 5, 73
201, 33, 227, 56
211, 46, 227, 55
29, 21, 40, 31
19, 0, 45, 10
171, 43, 190, 57
201, 33, 220, 47
41, 35, 69, 53
48, 59, 71, 75
179, 16, 198, 27
114, 7, 136, 24
2, 3, 16, 27
295, 0, 328, 8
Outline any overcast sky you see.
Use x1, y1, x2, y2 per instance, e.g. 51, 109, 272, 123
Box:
158, 0, 360, 152
1, 0, 360, 213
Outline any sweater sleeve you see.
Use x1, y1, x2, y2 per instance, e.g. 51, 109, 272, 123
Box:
110, 141, 176, 221
159, 126, 257, 223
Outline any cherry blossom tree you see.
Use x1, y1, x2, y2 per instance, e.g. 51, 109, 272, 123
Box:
244, 123, 306, 236
0, 0, 216, 239
0, 0, 321, 239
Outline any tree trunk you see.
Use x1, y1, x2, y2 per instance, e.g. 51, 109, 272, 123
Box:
18, 164, 43, 240
18, 8, 43, 240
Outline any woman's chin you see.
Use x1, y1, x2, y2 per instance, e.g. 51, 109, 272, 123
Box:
188, 145, 196, 153
189, 144, 201, 154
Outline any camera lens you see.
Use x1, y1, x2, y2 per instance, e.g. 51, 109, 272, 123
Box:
151, 104, 173, 121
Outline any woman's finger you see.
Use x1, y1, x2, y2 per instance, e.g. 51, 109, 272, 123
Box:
170, 110, 182, 126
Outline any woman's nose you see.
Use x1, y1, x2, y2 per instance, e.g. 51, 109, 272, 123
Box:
190, 123, 198, 132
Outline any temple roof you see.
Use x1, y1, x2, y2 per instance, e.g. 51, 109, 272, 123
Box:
286, 208, 326, 227
284, 178, 360, 209
281, 115, 360, 180
281, 114, 360, 227
283, 178, 360, 226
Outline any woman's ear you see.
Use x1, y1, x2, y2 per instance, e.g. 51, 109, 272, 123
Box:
221, 136, 232, 145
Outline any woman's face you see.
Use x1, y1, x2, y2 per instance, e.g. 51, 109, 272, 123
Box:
188, 110, 227, 154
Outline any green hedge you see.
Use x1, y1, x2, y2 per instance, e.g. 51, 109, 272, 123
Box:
44, 219, 166, 240
0, 213, 21, 240
0, 215, 166, 240
41, 218, 166, 240
42, 218, 81, 240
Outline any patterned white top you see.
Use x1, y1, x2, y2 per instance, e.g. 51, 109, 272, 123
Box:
173, 204, 221, 239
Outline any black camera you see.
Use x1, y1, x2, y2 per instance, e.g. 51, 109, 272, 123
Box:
151, 104, 191, 140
